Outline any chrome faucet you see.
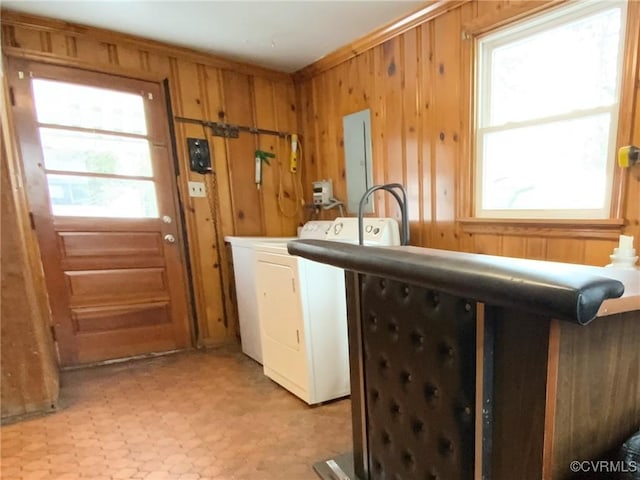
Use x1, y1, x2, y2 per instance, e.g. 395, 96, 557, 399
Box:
358, 183, 410, 246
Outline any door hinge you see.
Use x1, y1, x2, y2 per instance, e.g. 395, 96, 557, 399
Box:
29, 212, 35, 229
9, 86, 16, 106
50, 325, 57, 341
296, 329, 300, 344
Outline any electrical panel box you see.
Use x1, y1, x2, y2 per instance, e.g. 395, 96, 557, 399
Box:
343, 109, 374, 214
313, 179, 333, 206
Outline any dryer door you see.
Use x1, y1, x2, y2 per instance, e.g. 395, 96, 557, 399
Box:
255, 252, 308, 398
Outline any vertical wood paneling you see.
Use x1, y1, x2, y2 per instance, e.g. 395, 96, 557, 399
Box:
473, 234, 502, 255
1, 13, 299, 347
382, 37, 405, 220
2, 80, 59, 419
501, 236, 527, 259
584, 239, 618, 267
526, 237, 548, 260
254, 77, 283, 236
624, 33, 640, 245
432, 9, 460, 225
296, 0, 640, 265
169, 58, 227, 344
419, 23, 434, 241
545, 239, 585, 265
273, 80, 303, 231
403, 29, 422, 245
371, 47, 388, 217
222, 71, 264, 235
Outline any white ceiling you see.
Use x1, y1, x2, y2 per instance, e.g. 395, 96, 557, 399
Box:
2, 1, 426, 72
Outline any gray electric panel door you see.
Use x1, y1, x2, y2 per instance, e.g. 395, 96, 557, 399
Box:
343, 109, 374, 214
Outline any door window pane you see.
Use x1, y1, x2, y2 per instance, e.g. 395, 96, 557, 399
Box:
32, 79, 147, 135
39, 128, 153, 177
47, 174, 158, 218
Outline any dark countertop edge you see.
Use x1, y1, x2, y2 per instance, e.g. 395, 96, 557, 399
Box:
287, 240, 626, 325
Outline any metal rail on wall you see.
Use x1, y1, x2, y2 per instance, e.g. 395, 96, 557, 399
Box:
174, 115, 291, 139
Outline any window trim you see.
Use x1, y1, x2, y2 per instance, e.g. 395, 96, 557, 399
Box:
476, 0, 626, 220
458, 0, 639, 238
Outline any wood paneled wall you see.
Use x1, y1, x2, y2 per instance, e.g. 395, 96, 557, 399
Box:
1, 75, 59, 419
1, 11, 304, 347
296, 0, 640, 266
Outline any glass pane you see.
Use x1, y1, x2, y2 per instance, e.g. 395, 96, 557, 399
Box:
39, 128, 153, 177
488, 6, 622, 125
47, 174, 158, 218
32, 79, 147, 135
481, 113, 611, 211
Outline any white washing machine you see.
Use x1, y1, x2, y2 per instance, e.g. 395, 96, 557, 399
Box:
225, 221, 333, 364
254, 217, 400, 404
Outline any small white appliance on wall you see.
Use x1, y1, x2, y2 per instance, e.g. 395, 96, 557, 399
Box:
225, 221, 333, 364
254, 217, 400, 405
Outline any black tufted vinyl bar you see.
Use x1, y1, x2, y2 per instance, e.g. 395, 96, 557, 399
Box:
291, 240, 631, 480
361, 274, 476, 480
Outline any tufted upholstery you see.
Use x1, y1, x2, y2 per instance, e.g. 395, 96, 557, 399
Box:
361, 274, 476, 480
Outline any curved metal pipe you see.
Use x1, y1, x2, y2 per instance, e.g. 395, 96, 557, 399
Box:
358, 183, 409, 246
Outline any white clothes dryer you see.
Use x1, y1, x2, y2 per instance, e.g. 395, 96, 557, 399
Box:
225, 221, 333, 363
254, 217, 400, 404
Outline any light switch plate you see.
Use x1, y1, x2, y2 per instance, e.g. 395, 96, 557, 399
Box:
188, 181, 206, 197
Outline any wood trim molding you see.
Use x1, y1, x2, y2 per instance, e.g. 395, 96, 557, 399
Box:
459, 0, 639, 237
458, 218, 626, 240
611, 0, 640, 219
2, 47, 168, 83
293, 0, 470, 81
0, 9, 292, 83
462, 0, 568, 38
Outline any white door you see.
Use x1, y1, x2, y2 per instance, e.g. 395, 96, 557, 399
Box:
256, 253, 308, 394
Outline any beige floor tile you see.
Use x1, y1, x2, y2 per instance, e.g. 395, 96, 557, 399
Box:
1, 347, 351, 480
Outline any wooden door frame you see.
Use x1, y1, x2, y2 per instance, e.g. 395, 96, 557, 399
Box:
4, 55, 196, 362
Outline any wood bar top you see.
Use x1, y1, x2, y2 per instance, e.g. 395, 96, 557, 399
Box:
287, 240, 638, 325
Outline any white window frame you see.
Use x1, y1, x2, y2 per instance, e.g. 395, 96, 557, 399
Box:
474, 0, 628, 220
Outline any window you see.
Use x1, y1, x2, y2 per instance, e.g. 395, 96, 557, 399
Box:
32, 79, 158, 218
475, 1, 627, 219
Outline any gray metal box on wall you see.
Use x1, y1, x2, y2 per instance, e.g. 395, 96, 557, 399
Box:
343, 109, 374, 214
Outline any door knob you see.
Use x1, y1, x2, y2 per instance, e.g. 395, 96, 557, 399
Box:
164, 234, 176, 244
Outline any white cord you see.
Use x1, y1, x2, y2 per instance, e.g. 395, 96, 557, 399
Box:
322, 197, 345, 216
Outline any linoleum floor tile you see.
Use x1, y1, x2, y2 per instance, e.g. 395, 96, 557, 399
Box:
1, 347, 351, 480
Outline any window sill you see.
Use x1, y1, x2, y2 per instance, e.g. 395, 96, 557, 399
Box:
458, 218, 625, 240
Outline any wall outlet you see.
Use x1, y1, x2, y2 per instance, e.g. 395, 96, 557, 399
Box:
188, 181, 206, 198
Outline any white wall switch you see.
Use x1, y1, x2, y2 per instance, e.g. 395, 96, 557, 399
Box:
188, 181, 206, 197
